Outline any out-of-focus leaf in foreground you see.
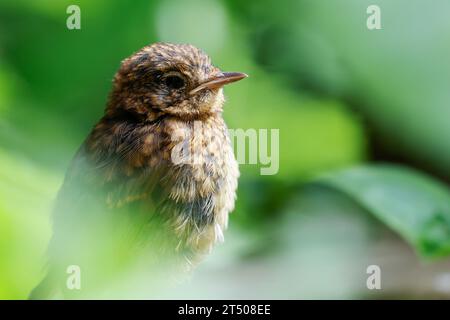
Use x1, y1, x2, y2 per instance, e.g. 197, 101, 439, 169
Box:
0, 148, 59, 298
315, 165, 450, 259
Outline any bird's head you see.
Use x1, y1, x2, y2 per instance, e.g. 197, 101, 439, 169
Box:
107, 42, 247, 121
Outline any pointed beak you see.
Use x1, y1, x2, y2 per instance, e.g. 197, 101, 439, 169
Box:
189, 72, 248, 95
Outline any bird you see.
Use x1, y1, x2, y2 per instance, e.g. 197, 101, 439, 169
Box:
30, 42, 247, 299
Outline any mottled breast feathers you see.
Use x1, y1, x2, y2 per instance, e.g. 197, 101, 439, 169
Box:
63, 111, 239, 257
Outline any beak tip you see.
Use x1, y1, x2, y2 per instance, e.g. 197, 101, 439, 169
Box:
224, 72, 248, 80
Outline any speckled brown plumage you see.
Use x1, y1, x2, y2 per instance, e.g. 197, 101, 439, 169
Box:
30, 43, 246, 298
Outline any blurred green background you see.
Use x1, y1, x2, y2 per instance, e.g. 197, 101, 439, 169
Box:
0, 0, 449, 299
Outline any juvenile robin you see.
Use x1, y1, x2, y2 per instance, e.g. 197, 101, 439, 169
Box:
30, 42, 247, 298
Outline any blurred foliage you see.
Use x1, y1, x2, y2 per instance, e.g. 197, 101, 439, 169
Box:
316, 165, 450, 258
228, 0, 450, 178
0, 0, 448, 298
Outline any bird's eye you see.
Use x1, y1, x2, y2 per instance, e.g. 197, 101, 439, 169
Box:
165, 75, 185, 89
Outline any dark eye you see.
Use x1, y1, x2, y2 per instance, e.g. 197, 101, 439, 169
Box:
165, 75, 185, 89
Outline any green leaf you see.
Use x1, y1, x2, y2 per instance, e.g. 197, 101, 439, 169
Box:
314, 165, 450, 259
